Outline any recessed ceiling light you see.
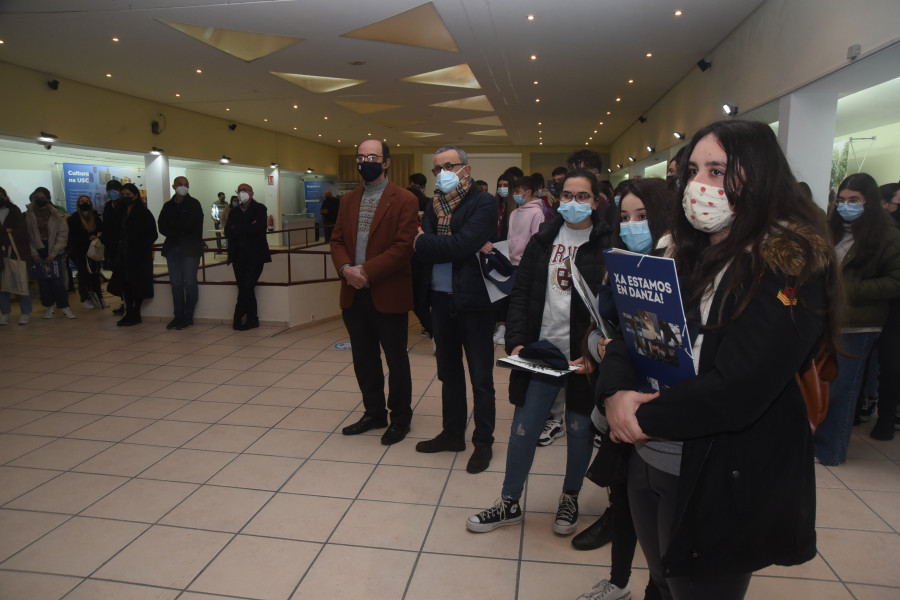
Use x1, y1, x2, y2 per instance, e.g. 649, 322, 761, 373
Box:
175, 93, 181, 97
539, 142, 542, 146
527, 14, 535, 21
196, 68, 202, 73
673, 131, 685, 139
111, 37, 119, 42
324, 116, 328, 120
599, 122, 604, 125
533, 81, 539, 85
263, 118, 268, 122
530, 54, 537, 60
674, 9, 683, 16
616, 97, 621, 102
646, 52, 653, 58
105, 73, 112, 78
383, 138, 387, 142
593, 130, 598, 133
318, 133, 322, 137
628, 79, 634, 84
628, 156, 635, 162
337, 139, 341, 143
589, 137, 593, 140
585, 142, 589, 146
538, 122, 542, 125
225, 107, 230, 111
293, 127, 297, 130
535, 98, 540, 103
606, 111, 611, 115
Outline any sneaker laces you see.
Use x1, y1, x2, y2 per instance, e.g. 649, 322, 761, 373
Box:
476, 497, 511, 522
556, 493, 577, 522
590, 580, 618, 599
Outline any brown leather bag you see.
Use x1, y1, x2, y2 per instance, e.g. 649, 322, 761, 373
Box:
795, 349, 838, 432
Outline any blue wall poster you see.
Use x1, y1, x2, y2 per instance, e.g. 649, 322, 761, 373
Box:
304, 180, 324, 234
62, 163, 142, 214
604, 249, 696, 391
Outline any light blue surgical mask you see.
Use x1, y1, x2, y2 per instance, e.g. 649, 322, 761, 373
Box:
513, 194, 524, 206
619, 221, 653, 253
436, 169, 460, 194
497, 187, 509, 198
557, 200, 593, 225
836, 202, 865, 222
107, 190, 120, 201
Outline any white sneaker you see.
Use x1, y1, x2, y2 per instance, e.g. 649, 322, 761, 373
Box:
576, 579, 631, 600
0, 314, 8, 325
82, 299, 97, 310
538, 419, 565, 446
43, 307, 55, 319
62, 307, 76, 319
18, 314, 31, 325
493, 324, 506, 345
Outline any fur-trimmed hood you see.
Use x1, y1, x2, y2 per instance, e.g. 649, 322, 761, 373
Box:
760, 222, 832, 277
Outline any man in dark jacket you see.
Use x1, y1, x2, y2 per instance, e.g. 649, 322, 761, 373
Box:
413, 145, 497, 474
102, 179, 126, 314
158, 176, 204, 330
226, 183, 271, 330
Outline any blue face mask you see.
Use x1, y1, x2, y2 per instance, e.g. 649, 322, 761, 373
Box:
108, 190, 120, 201
513, 194, 524, 206
613, 195, 621, 207
557, 200, 593, 225
497, 187, 508, 198
619, 221, 653, 253
837, 202, 865, 222
436, 169, 461, 194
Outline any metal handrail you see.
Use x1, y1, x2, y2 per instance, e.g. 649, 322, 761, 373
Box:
152, 226, 339, 286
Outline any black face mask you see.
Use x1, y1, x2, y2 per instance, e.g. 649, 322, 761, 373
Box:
33, 197, 49, 207
358, 161, 384, 183
79, 205, 92, 212
120, 196, 135, 206
0, 197, 9, 206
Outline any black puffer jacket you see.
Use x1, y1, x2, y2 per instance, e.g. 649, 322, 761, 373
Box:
416, 186, 497, 312
506, 213, 614, 416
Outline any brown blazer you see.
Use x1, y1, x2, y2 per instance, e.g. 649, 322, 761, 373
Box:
330, 179, 419, 312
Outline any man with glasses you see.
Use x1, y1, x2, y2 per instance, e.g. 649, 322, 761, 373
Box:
413, 145, 498, 474
331, 139, 419, 445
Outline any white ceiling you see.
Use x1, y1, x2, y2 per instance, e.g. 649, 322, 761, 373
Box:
1, 0, 768, 149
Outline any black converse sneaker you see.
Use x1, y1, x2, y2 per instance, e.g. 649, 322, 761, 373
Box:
466, 497, 523, 533
553, 492, 579, 535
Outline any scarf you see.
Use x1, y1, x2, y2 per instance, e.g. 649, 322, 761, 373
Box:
433, 176, 473, 236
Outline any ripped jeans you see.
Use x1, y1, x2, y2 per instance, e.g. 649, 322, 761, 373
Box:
501, 376, 595, 501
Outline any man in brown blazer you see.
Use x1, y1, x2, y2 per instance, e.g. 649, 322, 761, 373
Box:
330, 139, 420, 445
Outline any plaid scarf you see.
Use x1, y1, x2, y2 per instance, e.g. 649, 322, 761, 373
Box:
433, 176, 473, 236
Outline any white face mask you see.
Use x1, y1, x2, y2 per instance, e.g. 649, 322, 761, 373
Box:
682, 180, 734, 233
175, 185, 189, 197
238, 191, 251, 203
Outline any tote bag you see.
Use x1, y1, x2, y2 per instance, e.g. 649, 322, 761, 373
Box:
1, 240, 30, 296
86, 237, 106, 262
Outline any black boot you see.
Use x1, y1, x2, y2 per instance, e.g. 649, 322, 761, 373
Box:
571, 506, 612, 550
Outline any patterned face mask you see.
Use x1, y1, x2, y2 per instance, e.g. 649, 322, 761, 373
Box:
682, 180, 735, 233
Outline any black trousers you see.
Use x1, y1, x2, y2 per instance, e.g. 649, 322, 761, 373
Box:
628, 451, 752, 600
232, 260, 264, 321
342, 288, 412, 425
431, 292, 495, 446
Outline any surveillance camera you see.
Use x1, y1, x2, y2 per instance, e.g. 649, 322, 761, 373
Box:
47, 79, 60, 91
228, 123, 237, 131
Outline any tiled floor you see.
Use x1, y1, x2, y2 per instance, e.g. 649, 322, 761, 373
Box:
2, 306, 900, 600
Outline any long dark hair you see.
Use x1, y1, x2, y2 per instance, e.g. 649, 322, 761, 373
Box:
829, 173, 887, 269
613, 178, 674, 251
672, 120, 842, 353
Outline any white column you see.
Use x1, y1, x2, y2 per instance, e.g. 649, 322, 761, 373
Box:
265, 165, 280, 248
145, 153, 169, 265
778, 92, 838, 210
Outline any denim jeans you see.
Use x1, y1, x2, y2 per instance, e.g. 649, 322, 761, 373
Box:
501, 376, 594, 500
0, 290, 33, 316
431, 292, 496, 446
166, 247, 200, 319
815, 331, 880, 465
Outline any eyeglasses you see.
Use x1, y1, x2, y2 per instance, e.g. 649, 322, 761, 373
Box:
559, 191, 595, 203
836, 197, 864, 205
356, 154, 383, 163
431, 162, 463, 176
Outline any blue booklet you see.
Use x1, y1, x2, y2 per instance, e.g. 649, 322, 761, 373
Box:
604, 249, 696, 391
